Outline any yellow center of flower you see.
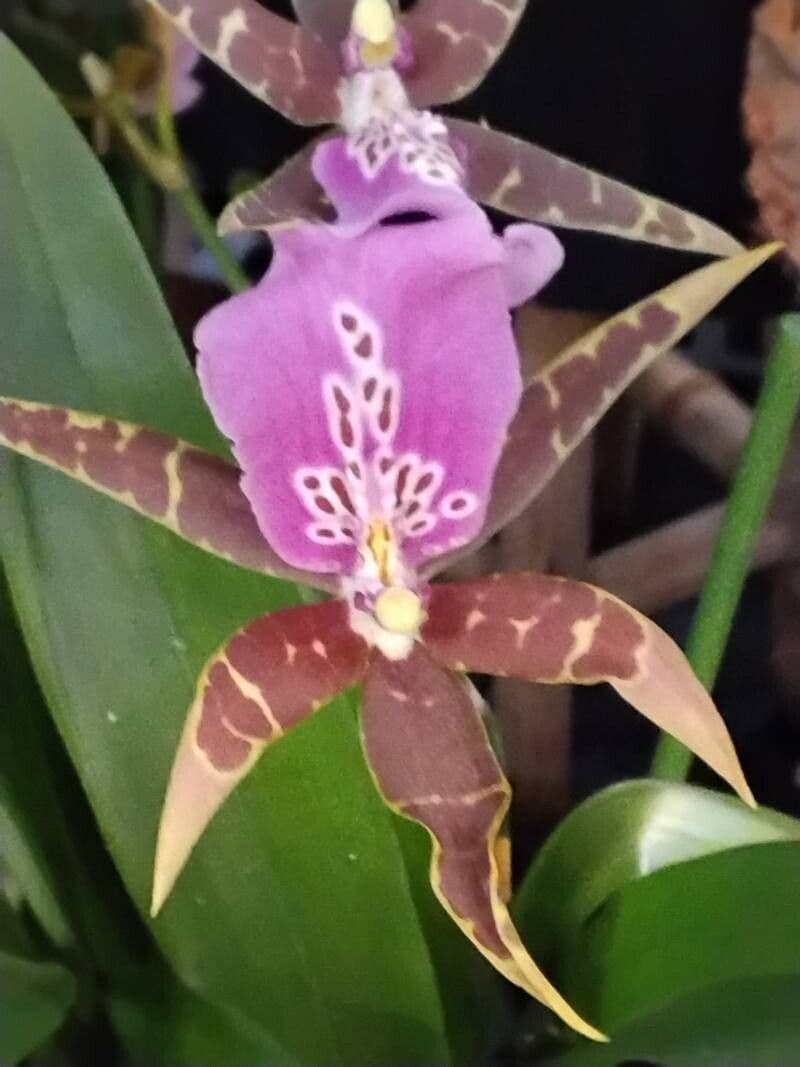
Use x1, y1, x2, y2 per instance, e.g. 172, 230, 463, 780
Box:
367, 517, 397, 584
374, 587, 425, 635
352, 0, 396, 44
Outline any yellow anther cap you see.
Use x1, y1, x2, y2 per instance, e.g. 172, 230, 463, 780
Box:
352, 0, 396, 44
374, 587, 424, 635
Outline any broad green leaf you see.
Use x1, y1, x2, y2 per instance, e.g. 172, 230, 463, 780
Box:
107, 959, 274, 1067
515, 780, 799, 971
0, 573, 72, 948
0, 565, 143, 968
1, 570, 290, 1066
546, 845, 800, 1067
0, 36, 489, 1066
0, 899, 77, 1064
514, 782, 800, 1065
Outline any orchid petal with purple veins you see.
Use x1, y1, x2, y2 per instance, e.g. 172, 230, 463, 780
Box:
311, 117, 467, 234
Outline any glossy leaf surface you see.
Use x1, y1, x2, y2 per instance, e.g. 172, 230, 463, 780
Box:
146, 0, 341, 124
450, 119, 744, 255
0, 37, 477, 1066
515, 782, 800, 1064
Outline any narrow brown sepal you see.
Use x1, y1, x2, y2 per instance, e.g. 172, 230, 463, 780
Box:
449, 118, 744, 255
361, 644, 606, 1041
0, 397, 336, 589
152, 599, 368, 915
218, 139, 331, 235
145, 0, 341, 125
423, 573, 754, 807
404, 0, 528, 107
431, 242, 780, 568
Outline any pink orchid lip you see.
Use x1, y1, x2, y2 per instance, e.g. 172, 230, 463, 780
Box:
196, 148, 564, 590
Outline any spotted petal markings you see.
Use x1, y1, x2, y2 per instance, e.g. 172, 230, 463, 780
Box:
362, 643, 606, 1042
0, 397, 336, 589
152, 599, 369, 914
448, 119, 744, 256
401, 0, 527, 107
422, 573, 754, 807
432, 241, 781, 570
146, 0, 342, 124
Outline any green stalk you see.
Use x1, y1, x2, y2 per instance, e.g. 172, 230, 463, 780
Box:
80, 50, 248, 295
651, 313, 800, 780
154, 74, 249, 295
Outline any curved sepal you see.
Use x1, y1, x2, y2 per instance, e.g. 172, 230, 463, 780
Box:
0, 397, 334, 589
218, 140, 331, 235
152, 599, 369, 915
430, 241, 780, 568
448, 119, 744, 255
361, 644, 605, 1041
144, 0, 342, 125
422, 573, 755, 807
404, 0, 528, 107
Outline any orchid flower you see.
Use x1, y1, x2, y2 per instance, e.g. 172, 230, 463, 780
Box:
0, 123, 774, 1037
144, 0, 744, 258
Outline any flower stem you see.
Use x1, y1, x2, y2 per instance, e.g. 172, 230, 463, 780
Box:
650, 313, 800, 781
154, 74, 249, 295
80, 51, 248, 294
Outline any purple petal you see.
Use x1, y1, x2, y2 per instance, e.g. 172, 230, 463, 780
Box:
311, 119, 467, 236
171, 36, 203, 113
197, 210, 560, 577
501, 223, 564, 307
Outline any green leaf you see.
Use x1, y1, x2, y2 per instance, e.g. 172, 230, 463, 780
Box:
0, 35, 491, 1066
0, 562, 148, 982
107, 959, 275, 1067
0, 572, 73, 949
516, 779, 799, 971
0, 898, 77, 1064
514, 781, 800, 1065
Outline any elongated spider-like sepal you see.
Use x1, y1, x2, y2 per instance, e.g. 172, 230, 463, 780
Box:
423, 573, 754, 807
361, 644, 606, 1040
152, 599, 369, 915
